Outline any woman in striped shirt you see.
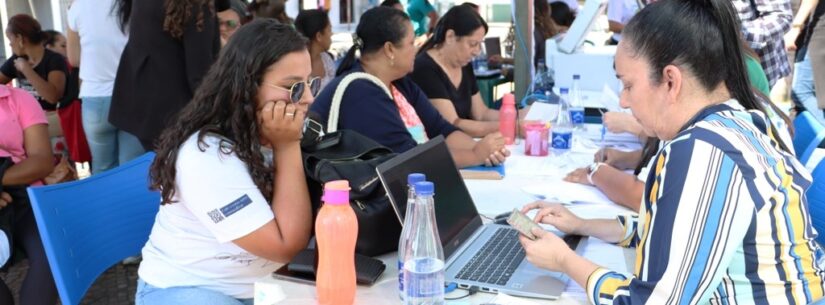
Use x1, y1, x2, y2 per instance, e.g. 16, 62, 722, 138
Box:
518, 0, 825, 304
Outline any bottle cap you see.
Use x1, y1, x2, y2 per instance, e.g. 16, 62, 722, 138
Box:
414, 181, 434, 196
573, 74, 581, 80
560, 87, 569, 94
408, 173, 426, 185
322, 180, 350, 205
502, 93, 515, 105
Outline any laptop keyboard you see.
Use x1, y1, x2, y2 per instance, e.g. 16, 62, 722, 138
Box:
454, 228, 582, 286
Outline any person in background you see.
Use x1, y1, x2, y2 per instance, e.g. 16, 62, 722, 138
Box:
0, 85, 57, 305
43, 30, 66, 56
550, 1, 575, 32
412, 5, 504, 138
0, 14, 68, 112
111, 0, 230, 151
249, 0, 293, 24
407, 0, 438, 37
218, 0, 247, 46
137, 20, 313, 305
294, 9, 335, 90
785, 0, 825, 123
68, 0, 144, 174
43, 29, 92, 166
521, 1, 824, 304
380, 0, 404, 11
550, 0, 579, 14
734, 0, 792, 87
606, 0, 642, 45
311, 7, 508, 168
489, 0, 559, 69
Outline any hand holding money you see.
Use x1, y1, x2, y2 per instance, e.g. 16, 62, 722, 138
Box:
507, 208, 542, 240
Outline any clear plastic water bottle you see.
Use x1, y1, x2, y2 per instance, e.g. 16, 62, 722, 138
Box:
477, 47, 488, 72
399, 173, 426, 301
569, 74, 585, 130
403, 181, 445, 305
552, 88, 573, 155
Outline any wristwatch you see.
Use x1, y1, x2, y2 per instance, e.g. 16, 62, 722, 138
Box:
587, 162, 605, 185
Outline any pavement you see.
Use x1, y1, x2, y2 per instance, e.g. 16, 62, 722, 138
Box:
0, 260, 138, 305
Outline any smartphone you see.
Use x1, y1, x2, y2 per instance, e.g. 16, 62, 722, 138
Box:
272, 264, 316, 286
506, 208, 541, 240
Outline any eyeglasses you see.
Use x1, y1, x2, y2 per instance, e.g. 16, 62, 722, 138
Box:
219, 19, 239, 30
263, 77, 322, 103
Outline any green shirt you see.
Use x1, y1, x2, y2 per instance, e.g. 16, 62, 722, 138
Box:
407, 0, 435, 36
745, 55, 770, 96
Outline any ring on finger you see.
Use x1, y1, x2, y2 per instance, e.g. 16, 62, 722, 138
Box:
285, 112, 295, 117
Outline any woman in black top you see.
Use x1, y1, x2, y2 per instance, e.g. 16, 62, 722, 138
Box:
411, 5, 503, 138
0, 14, 68, 111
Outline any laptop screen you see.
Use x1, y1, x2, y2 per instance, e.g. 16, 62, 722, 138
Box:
376, 136, 484, 259
484, 37, 501, 58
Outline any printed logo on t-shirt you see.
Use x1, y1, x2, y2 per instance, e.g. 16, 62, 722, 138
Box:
207, 194, 253, 223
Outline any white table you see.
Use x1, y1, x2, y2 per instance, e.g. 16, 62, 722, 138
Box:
255, 132, 639, 305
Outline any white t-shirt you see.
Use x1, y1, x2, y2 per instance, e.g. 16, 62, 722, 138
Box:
138, 133, 278, 299
607, 0, 641, 41
66, 0, 128, 97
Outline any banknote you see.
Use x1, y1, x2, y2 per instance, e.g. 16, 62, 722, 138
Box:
506, 208, 541, 240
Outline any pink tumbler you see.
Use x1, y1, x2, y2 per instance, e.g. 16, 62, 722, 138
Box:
523, 122, 549, 156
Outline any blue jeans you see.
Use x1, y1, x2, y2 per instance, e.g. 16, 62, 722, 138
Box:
792, 55, 825, 125
81, 96, 145, 174
135, 278, 254, 305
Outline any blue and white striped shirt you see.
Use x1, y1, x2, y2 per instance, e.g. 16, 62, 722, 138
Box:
587, 103, 825, 304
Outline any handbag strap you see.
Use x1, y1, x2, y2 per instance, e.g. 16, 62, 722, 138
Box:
328, 72, 392, 133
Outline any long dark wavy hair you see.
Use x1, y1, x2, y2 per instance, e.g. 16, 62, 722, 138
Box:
150, 19, 308, 204
114, 0, 214, 39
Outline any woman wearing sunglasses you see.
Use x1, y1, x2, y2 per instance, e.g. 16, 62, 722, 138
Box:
218, 0, 247, 46
136, 20, 315, 305
311, 6, 509, 168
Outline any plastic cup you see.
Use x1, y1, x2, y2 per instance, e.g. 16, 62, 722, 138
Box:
523, 122, 549, 156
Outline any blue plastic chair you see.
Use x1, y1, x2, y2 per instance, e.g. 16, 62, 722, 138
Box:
793, 111, 825, 165
808, 148, 825, 246
27, 152, 160, 305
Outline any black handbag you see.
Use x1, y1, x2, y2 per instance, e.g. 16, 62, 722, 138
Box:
301, 72, 402, 256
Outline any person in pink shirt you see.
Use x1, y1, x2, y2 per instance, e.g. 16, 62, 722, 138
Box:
0, 84, 57, 305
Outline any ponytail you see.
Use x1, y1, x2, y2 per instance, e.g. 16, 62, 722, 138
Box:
335, 7, 410, 76
417, 4, 487, 55
336, 43, 360, 76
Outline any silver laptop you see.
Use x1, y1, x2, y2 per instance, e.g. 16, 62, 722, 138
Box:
376, 136, 584, 299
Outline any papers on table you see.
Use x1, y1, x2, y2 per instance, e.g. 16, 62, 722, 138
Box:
521, 181, 614, 205
524, 102, 559, 122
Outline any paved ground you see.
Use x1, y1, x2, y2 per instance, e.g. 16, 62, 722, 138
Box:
0, 260, 138, 305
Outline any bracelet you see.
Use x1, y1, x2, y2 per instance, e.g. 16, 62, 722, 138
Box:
587, 162, 604, 185
792, 23, 804, 29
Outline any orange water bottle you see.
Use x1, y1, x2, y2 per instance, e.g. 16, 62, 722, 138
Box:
315, 180, 358, 305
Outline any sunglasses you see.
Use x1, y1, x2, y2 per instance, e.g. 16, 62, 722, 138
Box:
264, 77, 322, 103
219, 19, 239, 30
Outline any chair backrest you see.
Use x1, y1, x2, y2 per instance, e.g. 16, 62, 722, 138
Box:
27, 152, 160, 305
806, 148, 825, 246
793, 111, 825, 164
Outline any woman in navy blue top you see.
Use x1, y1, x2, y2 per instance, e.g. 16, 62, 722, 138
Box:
310, 7, 508, 167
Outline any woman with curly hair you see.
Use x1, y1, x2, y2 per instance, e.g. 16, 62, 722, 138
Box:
135, 19, 315, 304
110, 0, 231, 151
